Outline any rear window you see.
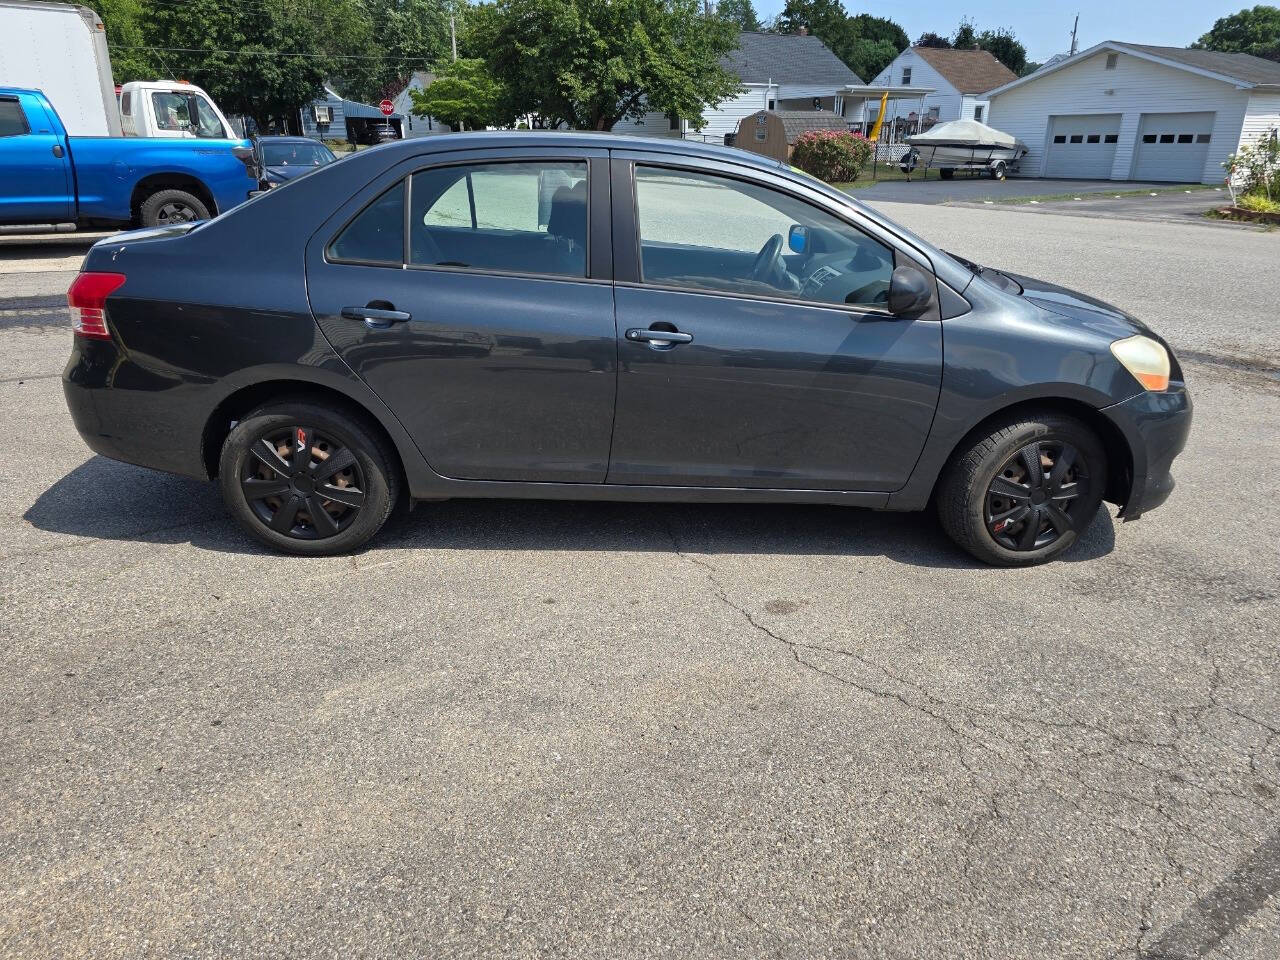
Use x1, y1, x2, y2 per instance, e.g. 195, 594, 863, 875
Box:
0, 99, 29, 138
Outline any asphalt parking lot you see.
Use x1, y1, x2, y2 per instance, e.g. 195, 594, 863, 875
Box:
2, 204, 1279, 959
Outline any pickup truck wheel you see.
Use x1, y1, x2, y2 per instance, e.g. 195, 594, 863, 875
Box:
139, 189, 210, 228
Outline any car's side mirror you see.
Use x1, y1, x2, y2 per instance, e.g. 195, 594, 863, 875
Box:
788, 224, 808, 254
887, 264, 935, 318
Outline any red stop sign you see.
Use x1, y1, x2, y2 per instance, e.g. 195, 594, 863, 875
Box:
379, 99, 394, 116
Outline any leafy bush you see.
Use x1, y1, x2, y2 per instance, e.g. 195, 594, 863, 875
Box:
790, 130, 872, 183
1223, 132, 1279, 201
1238, 192, 1280, 214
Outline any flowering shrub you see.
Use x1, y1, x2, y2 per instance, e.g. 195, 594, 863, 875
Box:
790, 129, 872, 183
1223, 131, 1279, 203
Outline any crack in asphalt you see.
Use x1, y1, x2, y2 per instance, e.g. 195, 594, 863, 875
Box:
661, 522, 1280, 959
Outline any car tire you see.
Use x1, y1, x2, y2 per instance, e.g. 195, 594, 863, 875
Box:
138, 189, 211, 228
936, 412, 1107, 567
219, 401, 399, 556
992, 161, 1007, 181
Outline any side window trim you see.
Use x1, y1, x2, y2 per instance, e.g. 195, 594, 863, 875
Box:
619, 158, 905, 316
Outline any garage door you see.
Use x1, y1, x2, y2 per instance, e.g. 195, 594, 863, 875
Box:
1132, 112, 1215, 182
1044, 114, 1122, 179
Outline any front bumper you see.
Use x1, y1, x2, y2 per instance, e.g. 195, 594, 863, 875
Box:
1100, 382, 1192, 521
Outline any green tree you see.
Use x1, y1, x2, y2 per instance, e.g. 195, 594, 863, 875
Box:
977, 27, 1027, 74
1192, 5, 1280, 62
1020, 60, 1042, 77
915, 31, 951, 49
718, 0, 761, 32
142, 0, 336, 131
952, 18, 977, 49
776, 0, 907, 79
473, 0, 742, 130
409, 57, 503, 129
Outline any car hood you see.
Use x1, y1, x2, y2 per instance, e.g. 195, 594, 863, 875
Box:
996, 269, 1156, 342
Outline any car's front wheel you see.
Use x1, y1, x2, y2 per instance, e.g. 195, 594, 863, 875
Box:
937, 413, 1107, 566
219, 401, 399, 555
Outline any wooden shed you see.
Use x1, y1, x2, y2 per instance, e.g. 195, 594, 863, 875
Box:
734, 110, 850, 161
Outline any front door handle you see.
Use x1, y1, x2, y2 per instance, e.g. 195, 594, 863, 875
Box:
341, 305, 411, 329
625, 327, 693, 347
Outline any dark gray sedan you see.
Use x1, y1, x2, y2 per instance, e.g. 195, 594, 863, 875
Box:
63, 133, 1190, 565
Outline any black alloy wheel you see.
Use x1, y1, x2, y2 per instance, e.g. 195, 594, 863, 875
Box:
240, 426, 366, 540
985, 439, 1089, 552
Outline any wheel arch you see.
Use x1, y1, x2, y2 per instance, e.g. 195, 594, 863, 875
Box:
130, 173, 218, 222
201, 378, 409, 488
924, 396, 1134, 509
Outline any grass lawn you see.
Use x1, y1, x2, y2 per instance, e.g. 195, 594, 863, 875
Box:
832, 164, 936, 191
995, 183, 1221, 205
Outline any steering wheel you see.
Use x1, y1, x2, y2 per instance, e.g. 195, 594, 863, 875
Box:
750, 233, 785, 285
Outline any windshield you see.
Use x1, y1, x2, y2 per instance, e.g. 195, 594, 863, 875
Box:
150, 91, 226, 138
261, 141, 335, 167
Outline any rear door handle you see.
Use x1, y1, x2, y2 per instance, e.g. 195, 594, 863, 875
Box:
52, 144, 64, 158
341, 305, 411, 329
625, 327, 693, 346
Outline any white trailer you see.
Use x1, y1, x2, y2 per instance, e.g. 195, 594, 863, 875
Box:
0, 0, 121, 136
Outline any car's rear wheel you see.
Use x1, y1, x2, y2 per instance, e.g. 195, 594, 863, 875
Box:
219, 402, 398, 555
937, 413, 1107, 566
991, 160, 1008, 181
139, 189, 210, 228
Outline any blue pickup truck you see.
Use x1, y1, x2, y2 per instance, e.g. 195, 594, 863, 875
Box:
0, 88, 259, 228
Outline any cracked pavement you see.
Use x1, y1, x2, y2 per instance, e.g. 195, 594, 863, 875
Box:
2, 206, 1279, 958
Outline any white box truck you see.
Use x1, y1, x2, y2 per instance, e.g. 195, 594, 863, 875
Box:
0, 0, 121, 136
0, 0, 235, 140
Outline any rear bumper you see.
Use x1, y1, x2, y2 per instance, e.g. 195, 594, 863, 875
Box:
1100, 382, 1192, 521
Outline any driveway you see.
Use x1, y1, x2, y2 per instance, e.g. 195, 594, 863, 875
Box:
2, 209, 1279, 959
853, 176, 1180, 204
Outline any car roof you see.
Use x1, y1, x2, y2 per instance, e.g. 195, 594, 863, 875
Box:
373, 131, 791, 175
257, 136, 327, 144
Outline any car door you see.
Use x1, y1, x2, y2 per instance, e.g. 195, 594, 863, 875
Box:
0, 94, 73, 223
305, 147, 616, 483
607, 153, 942, 491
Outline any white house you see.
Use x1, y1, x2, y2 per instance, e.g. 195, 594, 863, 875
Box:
869, 46, 1017, 127
390, 71, 451, 139
986, 41, 1280, 183
614, 31, 863, 143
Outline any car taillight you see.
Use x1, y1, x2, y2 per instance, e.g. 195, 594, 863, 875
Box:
67, 272, 126, 340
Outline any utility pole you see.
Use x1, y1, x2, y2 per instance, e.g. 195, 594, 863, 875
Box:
450, 13, 458, 61
1069, 14, 1079, 56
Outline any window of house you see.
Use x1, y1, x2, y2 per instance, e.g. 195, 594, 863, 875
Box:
1196, 133, 1210, 144
973, 105, 984, 122
1069, 134, 1084, 144
1053, 134, 1067, 144
409, 161, 588, 278
1105, 53, 1118, 69
1142, 134, 1157, 143
1159, 134, 1175, 144
1104, 134, 1119, 143
0, 99, 29, 137
1086, 134, 1100, 143
667, 113, 681, 130
328, 181, 405, 265
1177, 133, 1194, 143
767, 99, 776, 110
632, 166, 895, 309
902, 67, 912, 85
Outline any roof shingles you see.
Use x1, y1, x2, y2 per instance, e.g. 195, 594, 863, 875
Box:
910, 46, 1018, 94
723, 32, 863, 87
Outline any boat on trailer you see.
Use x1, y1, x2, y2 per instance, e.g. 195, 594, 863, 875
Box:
901, 120, 1027, 181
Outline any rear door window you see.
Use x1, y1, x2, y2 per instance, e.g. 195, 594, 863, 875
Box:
0, 99, 29, 137
409, 161, 588, 278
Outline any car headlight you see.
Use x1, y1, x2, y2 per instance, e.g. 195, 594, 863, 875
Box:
1110, 335, 1170, 392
